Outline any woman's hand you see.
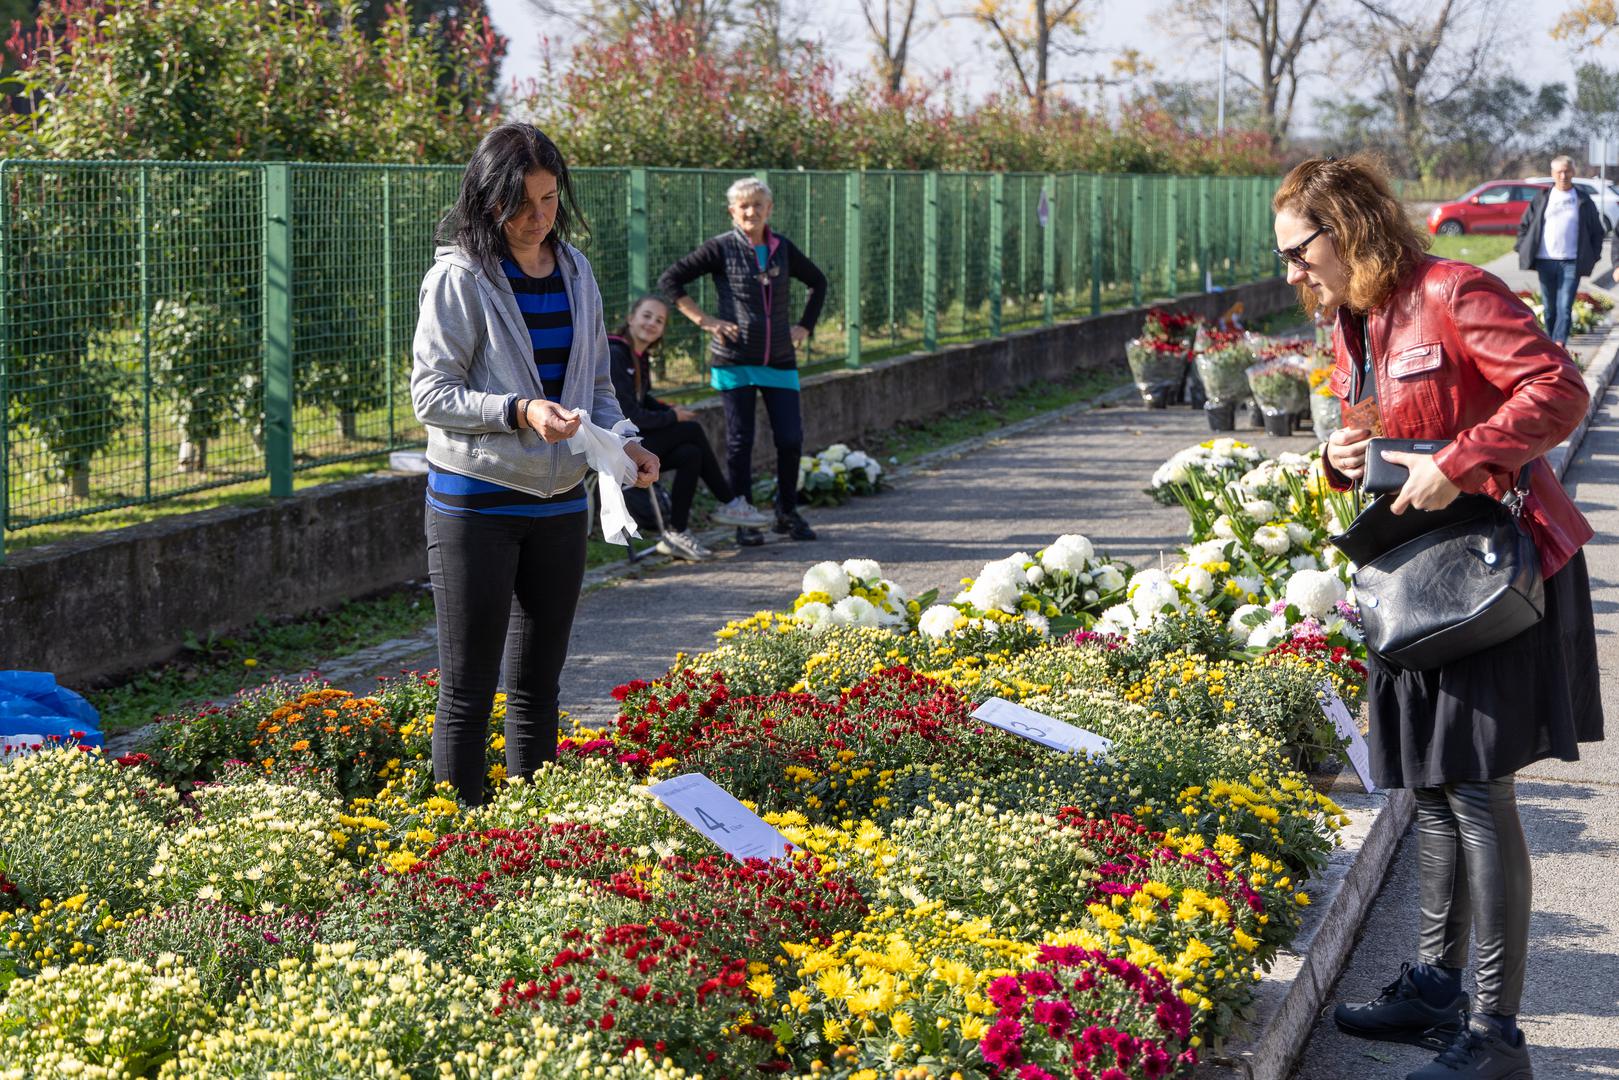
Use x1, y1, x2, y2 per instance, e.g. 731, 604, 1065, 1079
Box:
701, 316, 741, 344
790, 325, 810, 347
523, 399, 582, 444
1325, 427, 1372, 481
625, 442, 660, 488
673, 406, 698, 423
1385, 450, 1461, 515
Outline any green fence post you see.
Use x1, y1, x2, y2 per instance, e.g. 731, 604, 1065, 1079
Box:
1042, 174, 1055, 326
923, 171, 939, 351
958, 180, 968, 334
0, 162, 8, 563
1089, 176, 1102, 316
628, 167, 649, 312
1130, 176, 1143, 308
1199, 176, 1211, 290
845, 171, 861, 368
382, 172, 394, 448
1018, 176, 1028, 321
1166, 177, 1179, 298
886, 172, 896, 345
140, 166, 152, 499
1068, 175, 1079, 313
264, 164, 294, 497
989, 172, 1004, 336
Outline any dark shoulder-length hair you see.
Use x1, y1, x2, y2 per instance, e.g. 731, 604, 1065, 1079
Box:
1272, 154, 1428, 313
438, 123, 590, 264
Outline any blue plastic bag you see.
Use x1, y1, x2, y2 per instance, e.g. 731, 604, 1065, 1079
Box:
0, 671, 102, 751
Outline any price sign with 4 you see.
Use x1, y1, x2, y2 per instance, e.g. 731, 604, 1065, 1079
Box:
648, 772, 797, 862
970, 697, 1113, 758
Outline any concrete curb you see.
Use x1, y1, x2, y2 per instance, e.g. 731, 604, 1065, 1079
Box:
1200, 316, 1619, 1079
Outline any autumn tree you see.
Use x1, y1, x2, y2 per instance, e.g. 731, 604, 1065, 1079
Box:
858, 0, 930, 92
1160, 0, 1331, 146
964, 0, 1096, 119
1551, 0, 1616, 50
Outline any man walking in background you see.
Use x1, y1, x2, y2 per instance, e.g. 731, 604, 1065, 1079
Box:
1516, 155, 1607, 346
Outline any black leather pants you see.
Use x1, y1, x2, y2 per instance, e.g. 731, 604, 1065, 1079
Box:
1414, 777, 1531, 1016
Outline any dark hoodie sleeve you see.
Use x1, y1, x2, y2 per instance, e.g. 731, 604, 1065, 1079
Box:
785, 238, 827, 334
608, 338, 675, 432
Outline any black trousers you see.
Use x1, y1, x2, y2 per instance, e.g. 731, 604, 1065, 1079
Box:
636, 420, 732, 530
1415, 777, 1531, 1016
719, 384, 802, 514
423, 506, 587, 806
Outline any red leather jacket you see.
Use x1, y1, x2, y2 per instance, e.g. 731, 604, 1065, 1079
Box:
1325, 256, 1593, 576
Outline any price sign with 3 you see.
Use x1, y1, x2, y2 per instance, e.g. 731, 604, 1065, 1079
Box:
970, 697, 1113, 758
648, 772, 797, 862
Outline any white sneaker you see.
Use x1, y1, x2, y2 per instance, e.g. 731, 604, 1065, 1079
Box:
712, 496, 771, 528
656, 529, 714, 561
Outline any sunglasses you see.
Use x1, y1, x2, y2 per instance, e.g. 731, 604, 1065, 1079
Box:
1273, 225, 1330, 270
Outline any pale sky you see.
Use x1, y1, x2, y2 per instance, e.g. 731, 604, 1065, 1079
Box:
485, 0, 1586, 138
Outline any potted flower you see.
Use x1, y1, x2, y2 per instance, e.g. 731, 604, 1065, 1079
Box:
1247, 356, 1311, 436
1308, 366, 1342, 442
1125, 336, 1190, 409
1140, 308, 1201, 405
1193, 327, 1255, 431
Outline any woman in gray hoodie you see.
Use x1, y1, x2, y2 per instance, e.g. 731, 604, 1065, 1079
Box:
411, 123, 659, 806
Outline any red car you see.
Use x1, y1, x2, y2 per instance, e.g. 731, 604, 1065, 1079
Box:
1426, 180, 1549, 236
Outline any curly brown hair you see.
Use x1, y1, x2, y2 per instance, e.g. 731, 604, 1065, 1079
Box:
1272, 154, 1429, 313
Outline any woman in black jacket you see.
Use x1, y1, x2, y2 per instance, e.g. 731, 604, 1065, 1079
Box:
608, 295, 769, 560
657, 177, 827, 546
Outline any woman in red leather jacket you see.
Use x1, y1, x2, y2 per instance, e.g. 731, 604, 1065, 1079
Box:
1274, 156, 1603, 1080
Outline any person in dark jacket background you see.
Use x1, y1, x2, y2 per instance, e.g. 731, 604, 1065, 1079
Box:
657, 178, 827, 546
607, 294, 770, 561
1515, 155, 1607, 347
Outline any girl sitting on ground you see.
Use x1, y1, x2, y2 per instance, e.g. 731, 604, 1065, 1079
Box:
608, 295, 770, 560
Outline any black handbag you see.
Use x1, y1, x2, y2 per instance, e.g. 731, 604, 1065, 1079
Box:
1328, 469, 1543, 671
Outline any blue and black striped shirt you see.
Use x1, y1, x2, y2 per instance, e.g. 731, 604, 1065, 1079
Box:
425, 258, 585, 519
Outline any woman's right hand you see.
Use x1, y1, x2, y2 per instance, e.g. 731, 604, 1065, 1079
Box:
1326, 427, 1373, 481
700, 316, 740, 344
523, 398, 582, 443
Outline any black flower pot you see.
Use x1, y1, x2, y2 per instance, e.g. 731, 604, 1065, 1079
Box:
1205, 401, 1237, 431
1244, 400, 1267, 429
1263, 410, 1294, 437
1144, 384, 1172, 409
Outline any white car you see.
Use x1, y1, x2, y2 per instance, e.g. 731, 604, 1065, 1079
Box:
1522, 175, 1618, 234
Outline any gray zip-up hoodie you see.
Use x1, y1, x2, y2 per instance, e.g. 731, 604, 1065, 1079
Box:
411, 243, 629, 497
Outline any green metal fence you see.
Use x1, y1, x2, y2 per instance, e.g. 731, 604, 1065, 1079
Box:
0, 159, 1280, 552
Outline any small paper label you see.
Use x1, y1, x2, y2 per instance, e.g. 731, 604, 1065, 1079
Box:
971, 697, 1114, 758
649, 772, 796, 862
1319, 683, 1376, 793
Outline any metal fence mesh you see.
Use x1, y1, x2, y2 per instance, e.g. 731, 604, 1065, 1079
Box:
1, 160, 1280, 543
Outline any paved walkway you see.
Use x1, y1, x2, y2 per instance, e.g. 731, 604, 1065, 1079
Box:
340, 398, 1308, 722
1288, 376, 1619, 1077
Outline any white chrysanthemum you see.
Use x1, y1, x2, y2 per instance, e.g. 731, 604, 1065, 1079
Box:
1232, 573, 1266, 597
1025, 564, 1047, 586
1278, 451, 1312, 471
1252, 525, 1291, 555
1022, 612, 1051, 636
1097, 603, 1138, 637
1241, 499, 1277, 523
965, 572, 1021, 613
862, 462, 882, 483
1172, 564, 1216, 599
1289, 552, 1320, 572
1285, 568, 1348, 619
918, 604, 962, 640
841, 558, 883, 583
1093, 563, 1127, 594
1228, 603, 1270, 636
821, 443, 851, 463
1209, 437, 1241, 456
799, 455, 817, 470
1323, 544, 1348, 567
1184, 539, 1230, 566
844, 450, 871, 469
794, 601, 833, 631
1246, 614, 1290, 649
802, 561, 851, 601
1286, 522, 1314, 547
1213, 514, 1238, 539
881, 578, 908, 605
1129, 571, 1182, 619
831, 595, 880, 628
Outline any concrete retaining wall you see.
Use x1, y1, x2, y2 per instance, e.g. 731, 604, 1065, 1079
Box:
1, 277, 1296, 687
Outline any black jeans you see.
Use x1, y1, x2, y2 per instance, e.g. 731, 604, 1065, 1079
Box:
1415, 777, 1532, 1016
720, 384, 802, 514
424, 506, 588, 806
637, 420, 732, 530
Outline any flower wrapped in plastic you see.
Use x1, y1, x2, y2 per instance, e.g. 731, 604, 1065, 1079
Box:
1125, 336, 1190, 406
1246, 355, 1310, 418
1193, 327, 1256, 406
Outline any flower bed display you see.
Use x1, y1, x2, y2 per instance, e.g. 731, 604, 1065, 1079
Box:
0, 447, 1373, 1078
1515, 288, 1616, 337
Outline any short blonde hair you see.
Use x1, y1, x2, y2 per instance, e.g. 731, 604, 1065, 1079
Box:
1550, 155, 1575, 172
726, 177, 772, 206
1273, 154, 1429, 313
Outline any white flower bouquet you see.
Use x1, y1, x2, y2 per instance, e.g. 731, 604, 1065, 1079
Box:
791, 444, 887, 507
791, 558, 914, 633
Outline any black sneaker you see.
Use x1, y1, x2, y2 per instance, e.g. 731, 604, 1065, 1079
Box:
1334, 964, 1467, 1047
772, 510, 816, 541
735, 526, 765, 548
1407, 1014, 1533, 1080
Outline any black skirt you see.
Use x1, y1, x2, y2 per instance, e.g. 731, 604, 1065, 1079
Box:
1365, 549, 1605, 789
